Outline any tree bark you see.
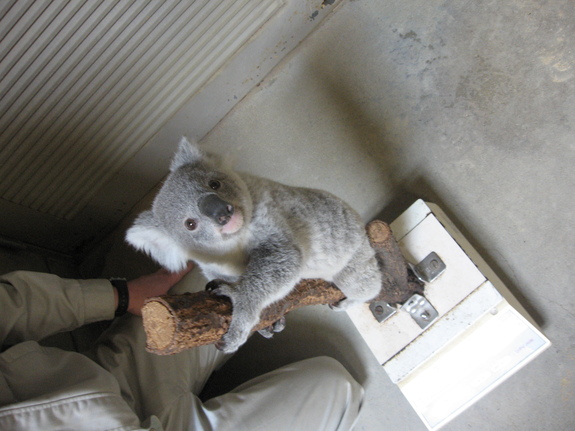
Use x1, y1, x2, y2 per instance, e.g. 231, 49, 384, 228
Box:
142, 220, 423, 355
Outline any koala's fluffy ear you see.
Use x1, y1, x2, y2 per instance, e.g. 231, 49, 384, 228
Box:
125, 210, 189, 272
170, 136, 203, 172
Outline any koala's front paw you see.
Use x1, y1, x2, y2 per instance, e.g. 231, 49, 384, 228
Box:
206, 280, 256, 353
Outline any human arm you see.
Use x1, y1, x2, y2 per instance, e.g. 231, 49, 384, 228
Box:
0, 264, 193, 347
0, 271, 116, 347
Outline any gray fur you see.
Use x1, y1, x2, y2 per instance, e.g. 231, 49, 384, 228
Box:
126, 137, 382, 353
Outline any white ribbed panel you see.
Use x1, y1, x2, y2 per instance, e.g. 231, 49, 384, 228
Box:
0, 0, 283, 220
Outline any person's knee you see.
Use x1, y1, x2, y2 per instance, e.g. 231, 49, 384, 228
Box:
294, 356, 364, 429
296, 356, 364, 400
300, 356, 355, 379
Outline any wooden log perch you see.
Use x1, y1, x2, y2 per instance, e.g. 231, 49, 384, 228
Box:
142, 220, 423, 355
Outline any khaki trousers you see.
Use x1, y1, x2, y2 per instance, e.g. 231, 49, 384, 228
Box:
93, 314, 364, 431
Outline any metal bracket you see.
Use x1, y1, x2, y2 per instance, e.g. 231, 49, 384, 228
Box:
369, 301, 397, 323
370, 252, 444, 325
401, 293, 439, 329
411, 251, 446, 283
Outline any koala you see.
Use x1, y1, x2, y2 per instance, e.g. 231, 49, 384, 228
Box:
126, 137, 382, 353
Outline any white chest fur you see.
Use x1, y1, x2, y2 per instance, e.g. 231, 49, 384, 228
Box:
189, 241, 248, 281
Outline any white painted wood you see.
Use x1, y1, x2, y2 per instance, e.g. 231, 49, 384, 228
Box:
348, 200, 551, 430
346, 303, 422, 365
397, 212, 487, 316
389, 198, 432, 240
397, 301, 550, 430
427, 202, 541, 328
347, 200, 486, 363
383, 281, 503, 384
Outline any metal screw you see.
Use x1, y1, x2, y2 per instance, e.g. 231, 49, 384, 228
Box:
374, 305, 384, 314
420, 311, 430, 320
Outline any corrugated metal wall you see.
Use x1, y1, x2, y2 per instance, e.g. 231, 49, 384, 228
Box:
0, 0, 282, 220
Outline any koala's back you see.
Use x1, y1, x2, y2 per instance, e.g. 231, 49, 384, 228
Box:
241, 173, 369, 281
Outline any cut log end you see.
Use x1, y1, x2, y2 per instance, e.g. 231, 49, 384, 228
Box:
142, 300, 176, 352
366, 220, 392, 246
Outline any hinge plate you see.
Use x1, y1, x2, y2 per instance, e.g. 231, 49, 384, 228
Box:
412, 251, 446, 283
401, 293, 439, 329
369, 301, 397, 323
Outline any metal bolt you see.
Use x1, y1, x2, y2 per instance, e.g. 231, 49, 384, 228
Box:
374, 305, 384, 314
420, 311, 430, 320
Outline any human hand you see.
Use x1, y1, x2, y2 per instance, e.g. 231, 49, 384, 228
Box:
122, 263, 195, 316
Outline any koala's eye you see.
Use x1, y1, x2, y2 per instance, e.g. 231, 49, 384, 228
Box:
208, 180, 221, 190
184, 218, 198, 231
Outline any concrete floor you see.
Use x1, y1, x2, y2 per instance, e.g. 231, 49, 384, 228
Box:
194, 1, 575, 429
3, 0, 573, 430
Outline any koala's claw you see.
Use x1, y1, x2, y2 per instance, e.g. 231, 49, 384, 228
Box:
329, 298, 350, 311
205, 279, 226, 292
257, 316, 286, 339
272, 316, 286, 332
215, 331, 247, 354
205, 279, 236, 300
214, 339, 229, 352
258, 327, 274, 339
329, 298, 365, 311
214, 336, 236, 353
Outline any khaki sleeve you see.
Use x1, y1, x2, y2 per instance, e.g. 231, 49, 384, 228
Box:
0, 271, 115, 346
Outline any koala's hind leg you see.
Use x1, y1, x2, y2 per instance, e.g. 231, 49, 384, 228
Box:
331, 240, 382, 310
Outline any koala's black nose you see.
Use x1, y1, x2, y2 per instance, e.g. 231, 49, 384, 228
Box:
199, 194, 234, 225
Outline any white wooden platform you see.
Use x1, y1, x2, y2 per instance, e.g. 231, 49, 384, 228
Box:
347, 200, 551, 430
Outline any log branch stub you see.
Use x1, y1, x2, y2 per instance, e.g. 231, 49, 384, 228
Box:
366, 220, 424, 304
142, 220, 424, 355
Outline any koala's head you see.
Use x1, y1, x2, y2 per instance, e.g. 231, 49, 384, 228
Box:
126, 137, 252, 272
